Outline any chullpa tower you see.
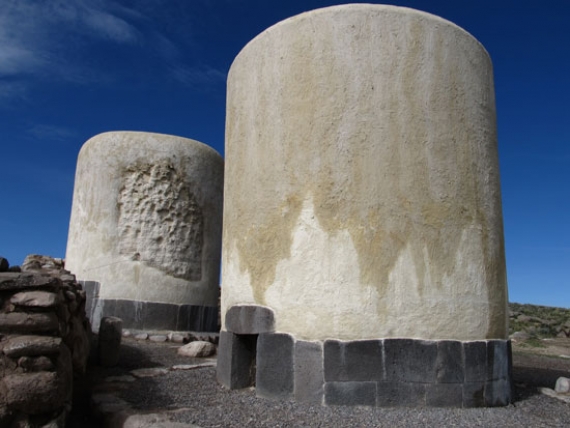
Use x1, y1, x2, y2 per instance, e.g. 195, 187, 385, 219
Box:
218, 4, 511, 407
66, 131, 223, 333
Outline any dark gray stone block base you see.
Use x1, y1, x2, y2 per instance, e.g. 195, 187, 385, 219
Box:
89, 297, 218, 332
217, 331, 512, 408
256, 333, 294, 399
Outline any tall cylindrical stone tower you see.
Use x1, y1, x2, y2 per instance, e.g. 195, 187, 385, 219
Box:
218, 4, 511, 407
66, 131, 223, 333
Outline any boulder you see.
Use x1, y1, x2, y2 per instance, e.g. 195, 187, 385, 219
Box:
177, 341, 216, 358
555, 377, 570, 393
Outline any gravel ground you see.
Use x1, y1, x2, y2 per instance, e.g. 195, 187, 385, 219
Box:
69, 338, 570, 427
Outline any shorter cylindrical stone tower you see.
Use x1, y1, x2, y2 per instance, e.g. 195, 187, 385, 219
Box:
66, 131, 223, 332
218, 4, 511, 407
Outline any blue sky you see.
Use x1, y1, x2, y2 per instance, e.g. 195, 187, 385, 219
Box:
1, 0, 568, 307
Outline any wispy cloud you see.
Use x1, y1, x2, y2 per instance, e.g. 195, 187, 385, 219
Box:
0, 0, 225, 98
0, 1, 141, 81
0, 46, 45, 76
170, 64, 227, 88
78, 7, 141, 44
27, 124, 78, 143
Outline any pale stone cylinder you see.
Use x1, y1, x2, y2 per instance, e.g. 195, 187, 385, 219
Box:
222, 4, 508, 342
66, 131, 223, 331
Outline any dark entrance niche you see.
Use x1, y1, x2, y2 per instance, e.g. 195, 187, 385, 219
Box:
240, 334, 258, 388
217, 331, 258, 389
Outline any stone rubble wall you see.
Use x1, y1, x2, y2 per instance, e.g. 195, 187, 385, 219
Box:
0, 255, 91, 427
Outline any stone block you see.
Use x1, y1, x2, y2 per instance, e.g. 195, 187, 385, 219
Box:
197, 306, 219, 332
294, 340, 324, 403
325, 381, 376, 406
256, 333, 294, 399
324, 339, 384, 382
216, 331, 257, 389
0, 312, 59, 334
80, 280, 100, 320
486, 340, 510, 381
464, 341, 487, 382
3, 335, 62, 358
17, 355, 54, 372
114, 299, 143, 329
143, 301, 178, 330
100, 299, 117, 320
0, 372, 64, 414
376, 382, 426, 407
98, 316, 122, 367
0, 273, 61, 292
176, 304, 191, 331
384, 339, 437, 383
225, 305, 275, 334
484, 378, 511, 407
187, 305, 219, 332
435, 340, 464, 383
426, 383, 463, 407
463, 382, 486, 408
10, 291, 59, 308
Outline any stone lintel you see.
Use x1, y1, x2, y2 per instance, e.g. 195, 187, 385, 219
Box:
225, 305, 275, 334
